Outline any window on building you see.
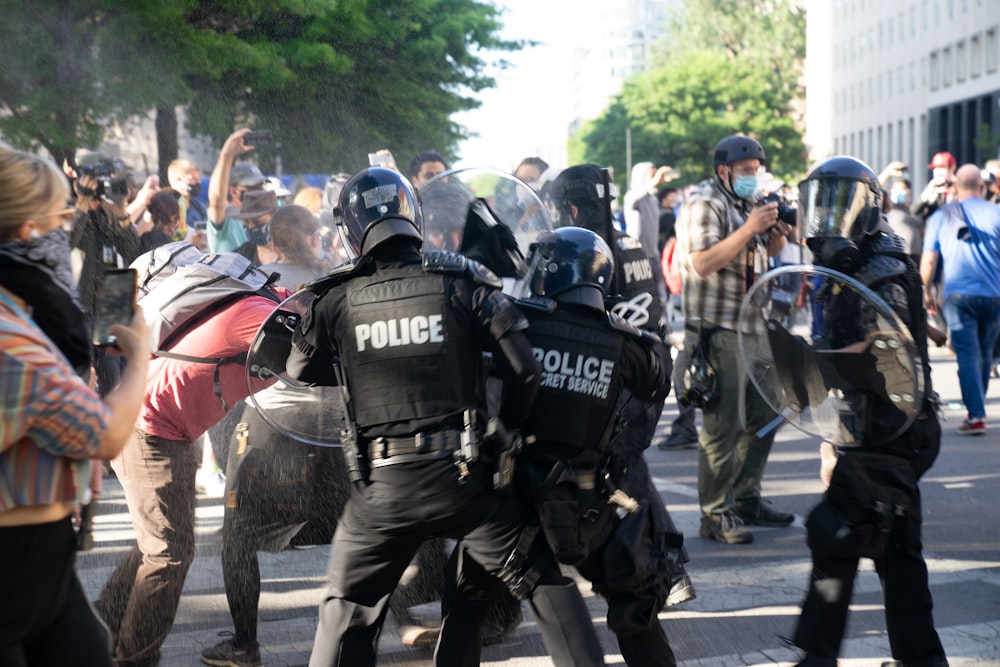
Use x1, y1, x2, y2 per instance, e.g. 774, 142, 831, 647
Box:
910, 7, 917, 36
888, 18, 894, 47
877, 126, 884, 168
879, 23, 884, 50
898, 65, 905, 94
922, 0, 928, 32
987, 28, 997, 72
943, 46, 952, 85
957, 40, 967, 80
930, 51, 940, 90
887, 70, 894, 97
971, 34, 982, 76
910, 61, 917, 91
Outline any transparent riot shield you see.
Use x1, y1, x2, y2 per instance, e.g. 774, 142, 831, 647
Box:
420, 167, 552, 279
737, 265, 924, 447
245, 288, 346, 446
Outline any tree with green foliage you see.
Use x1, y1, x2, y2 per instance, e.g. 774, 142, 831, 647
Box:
0, 1, 518, 176
571, 0, 807, 189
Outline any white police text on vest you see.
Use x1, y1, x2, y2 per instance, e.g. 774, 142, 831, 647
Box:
355, 315, 444, 351
622, 257, 653, 283
532, 347, 614, 399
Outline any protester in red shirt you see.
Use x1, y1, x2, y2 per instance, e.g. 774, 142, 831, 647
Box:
95, 288, 288, 667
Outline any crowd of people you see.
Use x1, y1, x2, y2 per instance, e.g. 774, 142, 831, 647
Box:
3, 124, 997, 667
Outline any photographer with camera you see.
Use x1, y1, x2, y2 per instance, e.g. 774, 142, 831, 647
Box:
67, 152, 143, 396
912, 151, 957, 221
674, 134, 794, 545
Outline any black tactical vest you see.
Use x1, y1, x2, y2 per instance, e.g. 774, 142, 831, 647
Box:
824, 233, 933, 444
609, 230, 663, 332
518, 301, 626, 458
339, 261, 476, 429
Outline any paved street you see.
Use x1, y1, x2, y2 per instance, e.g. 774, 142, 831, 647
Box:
76, 342, 1000, 666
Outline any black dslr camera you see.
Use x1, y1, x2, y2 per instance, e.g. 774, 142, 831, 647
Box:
678, 343, 720, 410
77, 158, 129, 203
760, 192, 797, 227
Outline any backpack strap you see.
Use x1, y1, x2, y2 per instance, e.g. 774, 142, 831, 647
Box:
153, 286, 282, 409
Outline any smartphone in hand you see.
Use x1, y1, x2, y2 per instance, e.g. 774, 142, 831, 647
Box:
244, 130, 272, 145
92, 268, 137, 348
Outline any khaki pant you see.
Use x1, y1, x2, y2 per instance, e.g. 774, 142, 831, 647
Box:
684, 326, 778, 516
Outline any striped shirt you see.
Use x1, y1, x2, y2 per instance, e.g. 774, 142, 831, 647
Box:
0, 288, 109, 511
676, 179, 770, 331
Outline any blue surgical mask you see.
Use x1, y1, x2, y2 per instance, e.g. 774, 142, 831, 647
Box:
891, 191, 907, 205
732, 175, 758, 200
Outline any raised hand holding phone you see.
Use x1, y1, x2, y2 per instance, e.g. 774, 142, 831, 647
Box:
92, 268, 138, 348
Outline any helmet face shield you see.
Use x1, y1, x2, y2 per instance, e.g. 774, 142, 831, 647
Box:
798, 176, 879, 241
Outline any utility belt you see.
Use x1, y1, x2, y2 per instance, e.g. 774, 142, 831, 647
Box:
367, 428, 465, 468
362, 409, 481, 483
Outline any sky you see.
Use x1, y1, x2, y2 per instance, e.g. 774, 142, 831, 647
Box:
452, 0, 599, 172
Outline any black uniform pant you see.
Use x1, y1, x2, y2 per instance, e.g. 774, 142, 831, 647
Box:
794, 418, 948, 666
575, 510, 678, 667
616, 393, 689, 565
307, 456, 603, 667
221, 405, 349, 648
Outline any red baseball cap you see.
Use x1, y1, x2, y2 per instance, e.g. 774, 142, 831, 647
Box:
928, 151, 956, 168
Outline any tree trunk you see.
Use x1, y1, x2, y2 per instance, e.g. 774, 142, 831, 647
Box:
155, 106, 179, 184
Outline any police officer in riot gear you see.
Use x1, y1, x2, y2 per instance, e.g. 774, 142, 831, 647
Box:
543, 164, 695, 605
284, 167, 605, 667
506, 226, 678, 666
791, 156, 948, 667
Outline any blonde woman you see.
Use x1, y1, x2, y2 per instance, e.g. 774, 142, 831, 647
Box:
0, 144, 149, 666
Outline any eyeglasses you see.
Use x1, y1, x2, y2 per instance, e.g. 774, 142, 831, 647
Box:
730, 166, 762, 177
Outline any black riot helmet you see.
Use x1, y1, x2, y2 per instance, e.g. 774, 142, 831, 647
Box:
798, 156, 883, 273
543, 164, 617, 241
524, 226, 614, 312
338, 167, 422, 258
712, 135, 767, 200
713, 135, 767, 167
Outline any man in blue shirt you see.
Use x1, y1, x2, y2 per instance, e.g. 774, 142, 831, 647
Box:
207, 129, 268, 253
920, 163, 1000, 435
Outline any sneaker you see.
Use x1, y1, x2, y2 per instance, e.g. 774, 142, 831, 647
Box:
657, 432, 699, 450
196, 467, 227, 497
699, 512, 754, 544
201, 635, 261, 667
957, 417, 986, 436
735, 498, 795, 527
665, 568, 696, 606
